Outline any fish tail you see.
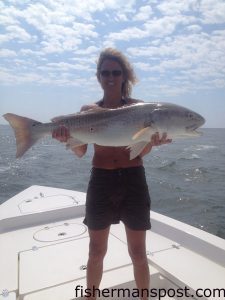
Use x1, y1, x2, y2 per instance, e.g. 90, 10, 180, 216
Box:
3, 113, 42, 158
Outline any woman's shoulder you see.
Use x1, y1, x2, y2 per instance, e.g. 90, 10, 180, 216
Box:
80, 102, 99, 112
80, 99, 145, 111
126, 98, 145, 105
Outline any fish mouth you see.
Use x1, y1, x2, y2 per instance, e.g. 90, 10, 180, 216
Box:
186, 124, 199, 131
185, 124, 203, 136
186, 116, 205, 132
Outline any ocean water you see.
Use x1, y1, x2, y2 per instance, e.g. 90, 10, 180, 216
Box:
0, 126, 225, 239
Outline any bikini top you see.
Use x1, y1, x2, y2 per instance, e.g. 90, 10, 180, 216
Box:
96, 98, 128, 107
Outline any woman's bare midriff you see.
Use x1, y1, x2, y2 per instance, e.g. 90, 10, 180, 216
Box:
92, 144, 143, 169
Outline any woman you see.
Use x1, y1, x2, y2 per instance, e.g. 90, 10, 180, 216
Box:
53, 48, 171, 300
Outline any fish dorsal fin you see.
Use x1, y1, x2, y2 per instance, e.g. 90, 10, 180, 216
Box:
51, 106, 108, 123
51, 113, 80, 123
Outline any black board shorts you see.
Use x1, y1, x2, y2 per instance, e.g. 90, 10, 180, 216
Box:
83, 166, 151, 231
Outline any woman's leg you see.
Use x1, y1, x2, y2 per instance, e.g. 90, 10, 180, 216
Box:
86, 227, 110, 300
125, 226, 150, 300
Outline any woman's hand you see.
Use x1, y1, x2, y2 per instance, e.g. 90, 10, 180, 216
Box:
52, 125, 70, 143
140, 132, 172, 158
52, 125, 88, 157
150, 132, 172, 146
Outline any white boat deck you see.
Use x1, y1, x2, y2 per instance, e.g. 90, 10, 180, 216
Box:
0, 185, 225, 300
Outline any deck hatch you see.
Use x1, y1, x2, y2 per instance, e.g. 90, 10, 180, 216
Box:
18, 194, 79, 213
33, 223, 87, 242
19, 234, 131, 294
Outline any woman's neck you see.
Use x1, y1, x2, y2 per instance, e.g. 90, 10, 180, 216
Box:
102, 93, 124, 108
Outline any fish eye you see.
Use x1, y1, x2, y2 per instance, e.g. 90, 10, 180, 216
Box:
187, 112, 194, 119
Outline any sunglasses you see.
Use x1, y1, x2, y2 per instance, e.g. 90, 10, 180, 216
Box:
100, 70, 122, 77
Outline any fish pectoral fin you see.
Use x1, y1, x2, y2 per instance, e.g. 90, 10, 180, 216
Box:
66, 138, 86, 150
127, 142, 149, 160
132, 127, 152, 141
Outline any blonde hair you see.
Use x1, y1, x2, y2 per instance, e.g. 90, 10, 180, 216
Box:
96, 48, 138, 98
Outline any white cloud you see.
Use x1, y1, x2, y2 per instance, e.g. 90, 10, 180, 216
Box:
107, 27, 148, 42
107, 14, 197, 44
72, 23, 98, 38
157, 0, 225, 25
144, 17, 177, 37
75, 46, 99, 55
0, 49, 17, 57
133, 5, 153, 21
0, 68, 39, 85
19, 3, 51, 29
0, 34, 11, 44
0, 12, 19, 26
211, 78, 225, 88
186, 24, 202, 33
115, 13, 129, 22
43, 62, 91, 71
0, 0, 225, 98
134, 62, 151, 71
0, 1, 99, 53
39, 22, 98, 54
19, 48, 43, 57
31, 0, 136, 22
0, 66, 91, 87
8, 25, 34, 41
157, 0, 199, 16
128, 29, 225, 91
145, 14, 196, 36
199, 0, 225, 24
0, 25, 36, 44
0, 2, 24, 27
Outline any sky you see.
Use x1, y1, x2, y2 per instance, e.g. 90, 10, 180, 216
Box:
0, 0, 225, 128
